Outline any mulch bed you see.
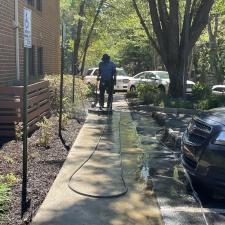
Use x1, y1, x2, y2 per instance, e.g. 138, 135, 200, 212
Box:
0, 116, 84, 225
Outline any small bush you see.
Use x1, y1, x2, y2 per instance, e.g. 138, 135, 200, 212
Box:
45, 75, 91, 113
192, 82, 212, 101
0, 183, 10, 215
2, 156, 14, 164
136, 83, 161, 105
4, 173, 19, 186
196, 94, 225, 110
61, 113, 69, 130
15, 122, 23, 142
36, 117, 52, 148
86, 83, 96, 98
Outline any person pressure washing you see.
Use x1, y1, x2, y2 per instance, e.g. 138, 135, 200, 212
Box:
98, 54, 116, 111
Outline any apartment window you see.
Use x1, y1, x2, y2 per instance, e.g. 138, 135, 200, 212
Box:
36, 0, 42, 11
37, 47, 43, 76
27, 0, 34, 6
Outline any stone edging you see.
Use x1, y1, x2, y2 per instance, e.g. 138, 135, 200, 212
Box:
127, 98, 198, 115
133, 104, 198, 115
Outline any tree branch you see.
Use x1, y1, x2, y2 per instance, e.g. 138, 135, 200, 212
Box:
189, 0, 215, 51
132, 0, 160, 54
168, 0, 179, 59
80, 0, 106, 76
147, 0, 167, 64
157, 0, 169, 35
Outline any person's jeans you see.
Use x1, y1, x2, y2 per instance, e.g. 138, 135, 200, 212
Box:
99, 80, 114, 108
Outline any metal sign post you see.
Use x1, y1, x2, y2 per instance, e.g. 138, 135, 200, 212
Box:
59, 24, 65, 138
58, 24, 70, 150
22, 8, 32, 218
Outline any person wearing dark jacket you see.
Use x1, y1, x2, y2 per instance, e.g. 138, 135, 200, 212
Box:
98, 54, 116, 111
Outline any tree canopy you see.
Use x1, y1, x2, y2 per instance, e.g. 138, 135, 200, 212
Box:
60, 0, 225, 96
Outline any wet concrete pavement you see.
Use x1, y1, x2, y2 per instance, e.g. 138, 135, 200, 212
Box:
32, 93, 225, 225
32, 94, 162, 225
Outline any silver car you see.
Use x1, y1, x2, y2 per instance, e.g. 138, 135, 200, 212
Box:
84, 67, 130, 91
212, 85, 225, 95
127, 71, 195, 94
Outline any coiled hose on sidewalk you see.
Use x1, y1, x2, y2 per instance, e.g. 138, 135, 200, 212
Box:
68, 110, 128, 198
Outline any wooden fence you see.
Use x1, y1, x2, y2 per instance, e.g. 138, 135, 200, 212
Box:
0, 80, 50, 137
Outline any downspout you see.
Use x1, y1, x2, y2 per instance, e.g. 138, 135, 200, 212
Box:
15, 0, 20, 81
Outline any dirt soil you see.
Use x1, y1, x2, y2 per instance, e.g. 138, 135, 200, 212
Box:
0, 116, 83, 225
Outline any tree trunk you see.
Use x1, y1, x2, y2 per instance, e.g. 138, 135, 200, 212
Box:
73, 0, 86, 76
145, 0, 214, 98
80, 0, 106, 77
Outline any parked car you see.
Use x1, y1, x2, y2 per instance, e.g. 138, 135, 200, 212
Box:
181, 107, 225, 191
212, 85, 225, 95
84, 67, 131, 91
127, 71, 195, 94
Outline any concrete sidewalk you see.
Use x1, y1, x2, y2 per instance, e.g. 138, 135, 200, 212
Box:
32, 94, 162, 225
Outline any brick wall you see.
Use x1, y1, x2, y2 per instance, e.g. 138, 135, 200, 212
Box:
0, 0, 60, 84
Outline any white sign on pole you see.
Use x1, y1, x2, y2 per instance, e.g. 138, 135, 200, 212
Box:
24, 8, 32, 48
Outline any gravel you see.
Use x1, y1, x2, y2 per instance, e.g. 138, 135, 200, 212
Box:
0, 116, 83, 225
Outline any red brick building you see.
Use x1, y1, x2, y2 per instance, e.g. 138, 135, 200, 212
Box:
0, 0, 60, 84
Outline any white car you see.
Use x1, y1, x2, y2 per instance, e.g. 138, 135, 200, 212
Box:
212, 85, 225, 95
84, 67, 131, 91
127, 71, 195, 94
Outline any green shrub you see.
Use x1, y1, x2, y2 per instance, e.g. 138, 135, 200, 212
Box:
0, 174, 19, 186
196, 94, 225, 110
86, 83, 96, 98
15, 122, 23, 142
0, 183, 10, 215
61, 113, 69, 130
0, 173, 17, 216
192, 82, 212, 101
45, 75, 92, 113
136, 83, 161, 105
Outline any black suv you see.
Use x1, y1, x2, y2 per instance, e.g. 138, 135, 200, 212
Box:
181, 107, 225, 189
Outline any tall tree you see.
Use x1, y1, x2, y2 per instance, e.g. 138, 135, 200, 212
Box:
132, 0, 215, 97
80, 0, 106, 76
73, 0, 86, 75
208, 13, 219, 82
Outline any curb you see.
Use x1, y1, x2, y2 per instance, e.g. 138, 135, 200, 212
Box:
127, 98, 198, 115
152, 112, 183, 149
132, 105, 197, 115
